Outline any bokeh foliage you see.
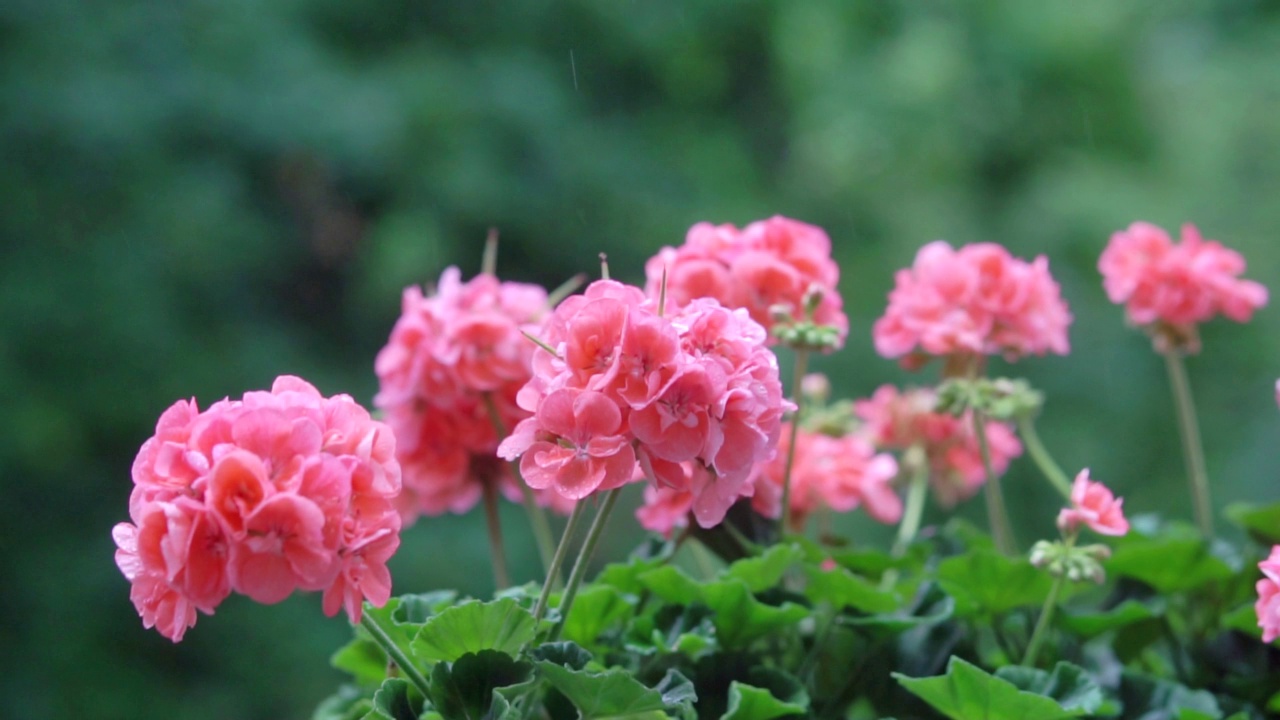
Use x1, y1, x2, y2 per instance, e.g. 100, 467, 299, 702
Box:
3, 1, 1280, 718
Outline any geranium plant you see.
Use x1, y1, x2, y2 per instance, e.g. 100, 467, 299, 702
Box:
114, 218, 1280, 720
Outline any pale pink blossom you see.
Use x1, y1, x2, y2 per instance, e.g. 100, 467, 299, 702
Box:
752, 424, 901, 528
874, 241, 1071, 365
855, 385, 1022, 507
376, 268, 560, 522
504, 280, 787, 527
635, 483, 697, 537
1100, 222, 1267, 351
115, 376, 401, 641
1256, 546, 1280, 643
1056, 469, 1128, 537
644, 216, 848, 349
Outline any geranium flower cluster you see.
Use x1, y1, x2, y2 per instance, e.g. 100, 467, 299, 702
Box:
1099, 222, 1267, 352
855, 384, 1022, 507
873, 241, 1072, 364
375, 267, 571, 523
1056, 469, 1128, 537
643, 216, 848, 349
751, 423, 902, 530
112, 376, 401, 642
498, 279, 787, 527
1257, 547, 1280, 644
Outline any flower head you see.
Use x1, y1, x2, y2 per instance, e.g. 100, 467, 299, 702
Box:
1100, 222, 1267, 352
1056, 469, 1128, 537
855, 384, 1021, 507
1256, 546, 1280, 643
874, 241, 1071, 366
375, 268, 568, 523
644, 216, 848, 350
115, 376, 402, 641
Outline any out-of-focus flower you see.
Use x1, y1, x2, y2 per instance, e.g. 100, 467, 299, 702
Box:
502, 280, 788, 528
750, 424, 901, 529
114, 376, 402, 641
855, 384, 1021, 507
873, 241, 1071, 366
1100, 222, 1267, 352
1056, 469, 1128, 537
1256, 546, 1280, 643
375, 268, 567, 523
644, 216, 848, 350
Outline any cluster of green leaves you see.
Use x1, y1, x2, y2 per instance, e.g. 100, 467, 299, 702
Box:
316, 502, 1280, 720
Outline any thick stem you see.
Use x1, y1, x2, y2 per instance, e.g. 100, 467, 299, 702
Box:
1015, 414, 1073, 499
891, 447, 930, 558
1164, 350, 1214, 536
1022, 534, 1073, 667
532, 500, 588, 624
974, 409, 1016, 555
360, 612, 431, 699
549, 487, 622, 641
780, 349, 811, 537
484, 393, 557, 581
482, 478, 511, 590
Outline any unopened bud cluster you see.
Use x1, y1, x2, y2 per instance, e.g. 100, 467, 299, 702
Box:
935, 377, 1043, 421
770, 287, 844, 352
1029, 539, 1112, 584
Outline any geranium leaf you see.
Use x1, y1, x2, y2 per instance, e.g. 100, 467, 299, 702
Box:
429, 650, 533, 720
1057, 599, 1161, 639
366, 677, 425, 720
894, 656, 1089, 720
937, 550, 1057, 617
993, 662, 1104, 714
720, 682, 806, 720
1118, 672, 1221, 720
531, 640, 592, 670
412, 598, 537, 663
312, 685, 374, 720
331, 636, 390, 686
537, 662, 696, 720
721, 544, 802, 592
561, 585, 635, 649
1108, 535, 1233, 593
638, 568, 808, 648
1226, 501, 1280, 546
804, 565, 901, 614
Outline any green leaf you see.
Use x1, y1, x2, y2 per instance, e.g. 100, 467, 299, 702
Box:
332, 637, 392, 686
1057, 599, 1161, 639
721, 544, 802, 592
843, 584, 955, 632
412, 599, 537, 663
637, 565, 705, 605
993, 662, 1104, 715
1221, 602, 1263, 639
1226, 501, 1280, 546
537, 663, 696, 720
1108, 535, 1233, 594
313, 685, 374, 720
720, 683, 805, 720
530, 641, 592, 670
429, 650, 534, 720
561, 585, 635, 649
363, 597, 432, 661
804, 565, 901, 614
366, 678, 425, 720
638, 567, 808, 648
937, 551, 1057, 617
597, 555, 669, 595
894, 656, 1089, 720
1118, 672, 1221, 720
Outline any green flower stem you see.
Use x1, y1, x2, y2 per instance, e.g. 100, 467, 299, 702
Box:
780, 349, 811, 537
891, 447, 930, 558
484, 393, 557, 581
974, 409, 1016, 555
532, 500, 588, 624
549, 487, 623, 641
1015, 414, 1073, 499
1164, 350, 1214, 537
360, 612, 431, 700
481, 478, 511, 590
1022, 534, 1074, 667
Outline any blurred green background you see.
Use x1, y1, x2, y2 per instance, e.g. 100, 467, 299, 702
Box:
4, 1, 1280, 718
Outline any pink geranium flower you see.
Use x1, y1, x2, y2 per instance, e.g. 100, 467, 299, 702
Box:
1056, 469, 1128, 537
1256, 546, 1280, 643
503, 279, 787, 528
644, 216, 848, 350
855, 385, 1021, 507
873, 241, 1071, 366
375, 268, 569, 523
114, 376, 402, 641
1100, 222, 1267, 352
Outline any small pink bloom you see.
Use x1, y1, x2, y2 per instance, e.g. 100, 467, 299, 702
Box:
230, 493, 333, 604
1256, 546, 1280, 643
635, 483, 696, 537
1056, 469, 1128, 537
507, 388, 637, 500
